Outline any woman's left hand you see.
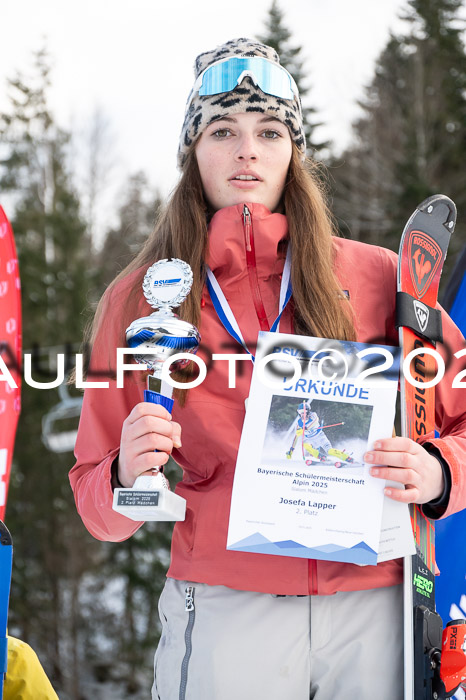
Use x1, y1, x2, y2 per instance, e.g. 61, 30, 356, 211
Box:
364, 437, 444, 505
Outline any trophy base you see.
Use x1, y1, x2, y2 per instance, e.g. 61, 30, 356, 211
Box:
112, 474, 186, 522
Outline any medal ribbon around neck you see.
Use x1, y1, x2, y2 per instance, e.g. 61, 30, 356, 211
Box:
205, 245, 292, 361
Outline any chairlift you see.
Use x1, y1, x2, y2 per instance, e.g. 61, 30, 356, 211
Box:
41, 383, 83, 454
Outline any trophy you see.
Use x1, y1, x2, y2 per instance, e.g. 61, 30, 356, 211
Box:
112, 258, 200, 522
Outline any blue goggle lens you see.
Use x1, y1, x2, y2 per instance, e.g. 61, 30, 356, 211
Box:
197, 57, 296, 100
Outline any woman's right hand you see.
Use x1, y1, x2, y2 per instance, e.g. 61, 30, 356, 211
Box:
117, 402, 182, 488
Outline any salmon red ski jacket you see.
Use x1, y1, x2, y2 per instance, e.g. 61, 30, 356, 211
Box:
70, 203, 466, 595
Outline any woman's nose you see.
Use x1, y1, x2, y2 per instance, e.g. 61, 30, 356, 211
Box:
234, 133, 258, 161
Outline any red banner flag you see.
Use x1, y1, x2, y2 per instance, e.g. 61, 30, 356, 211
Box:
0, 206, 21, 521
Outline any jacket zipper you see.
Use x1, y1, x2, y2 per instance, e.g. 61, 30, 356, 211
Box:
242, 205, 270, 332
179, 586, 195, 700
243, 207, 313, 593
309, 559, 318, 595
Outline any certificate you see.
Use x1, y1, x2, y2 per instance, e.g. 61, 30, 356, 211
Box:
227, 332, 406, 566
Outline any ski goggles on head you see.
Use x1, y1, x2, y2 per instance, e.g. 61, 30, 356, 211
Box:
191, 56, 299, 101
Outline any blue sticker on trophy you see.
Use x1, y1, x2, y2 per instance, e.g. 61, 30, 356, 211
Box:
142, 258, 193, 310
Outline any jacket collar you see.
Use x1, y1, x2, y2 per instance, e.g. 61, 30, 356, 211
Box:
206, 203, 288, 285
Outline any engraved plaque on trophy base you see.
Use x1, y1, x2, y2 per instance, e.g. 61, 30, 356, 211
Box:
113, 474, 186, 522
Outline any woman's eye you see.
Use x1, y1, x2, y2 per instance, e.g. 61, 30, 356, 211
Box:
261, 129, 281, 139
212, 128, 231, 138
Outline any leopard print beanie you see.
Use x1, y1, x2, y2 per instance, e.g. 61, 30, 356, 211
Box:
177, 37, 306, 168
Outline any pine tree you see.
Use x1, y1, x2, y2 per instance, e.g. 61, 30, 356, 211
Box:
396, 0, 466, 233
0, 49, 172, 697
258, 0, 329, 154
0, 48, 100, 698
98, 172, 162, 287
330, 0, 465, 277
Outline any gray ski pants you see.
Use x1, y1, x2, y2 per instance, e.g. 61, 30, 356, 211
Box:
152, 577, 403, 700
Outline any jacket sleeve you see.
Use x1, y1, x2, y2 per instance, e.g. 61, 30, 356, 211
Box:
69, 286, 144, 541
418, 306, 466, 519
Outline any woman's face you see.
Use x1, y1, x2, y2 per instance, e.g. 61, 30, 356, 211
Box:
195, 112, 292, 213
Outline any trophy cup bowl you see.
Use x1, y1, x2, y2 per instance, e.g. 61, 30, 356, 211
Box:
112, 258, 200, 522
126, 313, 200, 372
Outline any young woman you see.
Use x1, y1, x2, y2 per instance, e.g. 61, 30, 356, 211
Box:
70, 39, 466, 700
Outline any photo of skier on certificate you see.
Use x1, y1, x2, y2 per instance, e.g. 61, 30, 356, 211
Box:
285, 400, 357, 468
259, 395, 373, 471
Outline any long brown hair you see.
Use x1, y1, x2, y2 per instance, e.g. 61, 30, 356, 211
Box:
284, 149, 356, 341
86, 144, 355, 394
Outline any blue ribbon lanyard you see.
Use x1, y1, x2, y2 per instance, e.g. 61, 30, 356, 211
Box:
205, 245, 292, 361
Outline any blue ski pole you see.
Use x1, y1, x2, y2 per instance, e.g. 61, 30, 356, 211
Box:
0, 521, 12, 700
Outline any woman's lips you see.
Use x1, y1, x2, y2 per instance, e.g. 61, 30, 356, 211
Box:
229, 179, 262, 189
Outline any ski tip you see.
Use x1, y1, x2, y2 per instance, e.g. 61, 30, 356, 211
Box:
0, 520, 13, 547
417, 195, 456, 232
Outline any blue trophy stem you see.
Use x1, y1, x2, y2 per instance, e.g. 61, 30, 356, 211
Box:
143, 389, 174, 414
145, 374, 175, 413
